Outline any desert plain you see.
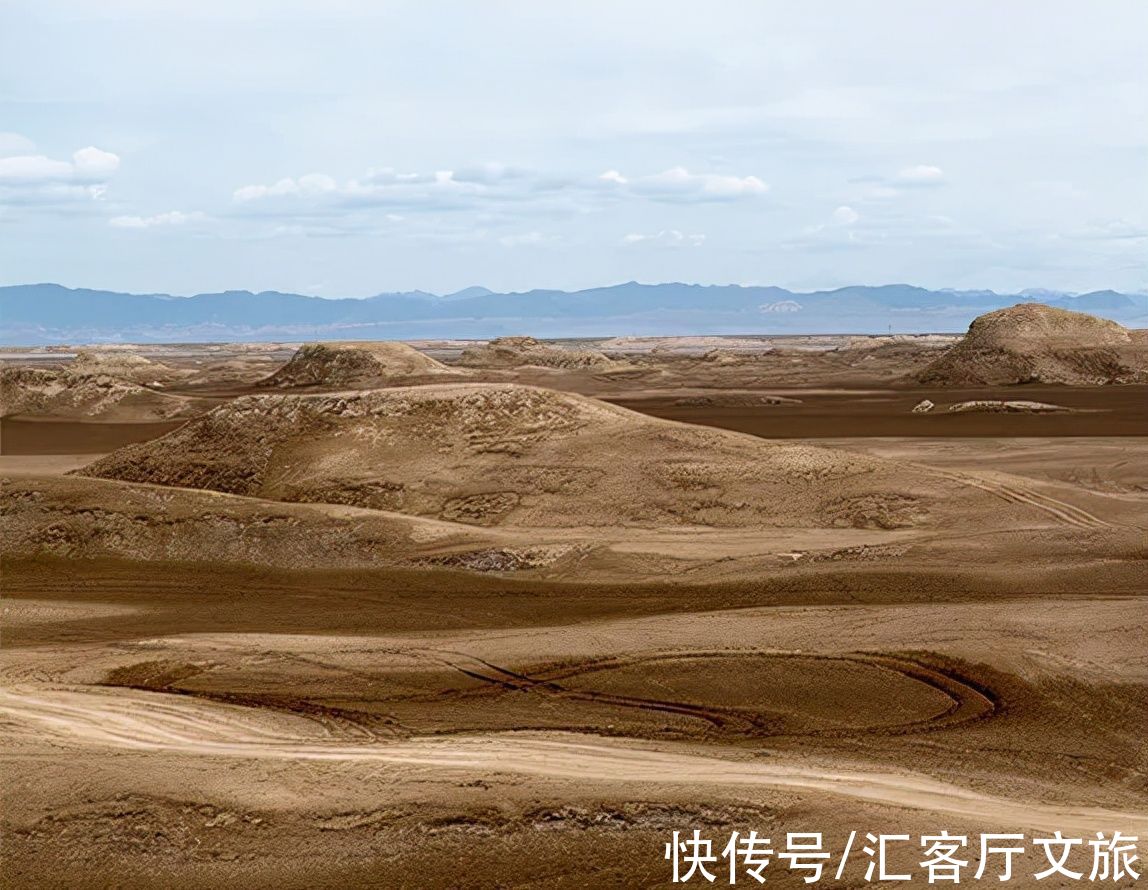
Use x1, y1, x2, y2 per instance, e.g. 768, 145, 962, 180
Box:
1, 304, 1146, 887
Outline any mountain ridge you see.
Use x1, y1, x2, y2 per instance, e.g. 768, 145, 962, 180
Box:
2, 281, 1145, 344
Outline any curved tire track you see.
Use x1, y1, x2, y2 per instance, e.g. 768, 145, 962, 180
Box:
421, 649, 995, 738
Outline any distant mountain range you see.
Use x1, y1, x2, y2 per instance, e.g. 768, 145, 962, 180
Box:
2, 282, 1146, 345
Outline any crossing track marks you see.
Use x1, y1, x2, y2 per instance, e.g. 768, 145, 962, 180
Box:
419, 649, 997, 738
2, 684, 1145, 835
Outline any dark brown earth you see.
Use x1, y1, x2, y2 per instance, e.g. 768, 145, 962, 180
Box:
615, 385, 1148, 438
0, 419, 188, 454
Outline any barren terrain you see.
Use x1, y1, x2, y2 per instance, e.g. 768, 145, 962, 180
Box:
1, 319, 1146, 887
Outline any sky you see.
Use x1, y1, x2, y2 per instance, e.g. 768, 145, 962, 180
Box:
1, 0, 1145, 297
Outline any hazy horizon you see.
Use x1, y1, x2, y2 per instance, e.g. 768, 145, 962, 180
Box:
6, 279, 1145, 346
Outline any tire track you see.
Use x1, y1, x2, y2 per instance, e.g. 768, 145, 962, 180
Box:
2, 684, 1144, 835
420, 649, 994, 738
425, 649, 766, 732
934, 469, 1112, 529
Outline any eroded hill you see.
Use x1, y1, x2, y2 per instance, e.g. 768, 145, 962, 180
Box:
0, 367, 194, 421
915, 303, 1147, 385
258, 341, 460, 388
79, 382, 1007, 530
69, 350, 186, 384
457, 336, 617, 370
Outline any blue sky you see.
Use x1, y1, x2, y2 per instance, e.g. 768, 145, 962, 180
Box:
1, 0, 1145, 296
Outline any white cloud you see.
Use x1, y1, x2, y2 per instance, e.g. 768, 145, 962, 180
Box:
605, 166, 768, 202
233, 168, 480, 214
109, 210, 207, 229
0, 144, 121, 207
0, 147, 120, 184
893, 164, 945, 186
72, 146, 121, 180
793, 205, 861, 242
234, 173, 338, 202
831, 205, 860, 225
232, 162, 768, 226
622, 229, 706, 247
853, 165, 948, 202
0, 155, 75, 183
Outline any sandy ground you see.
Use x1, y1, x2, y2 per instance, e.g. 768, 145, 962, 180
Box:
1, 344, 1146, 888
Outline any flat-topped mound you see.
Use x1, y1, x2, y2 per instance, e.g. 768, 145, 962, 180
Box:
76, 383, 976, 530
960, 303, 1129, 349
457, 336, 616, 370
915, 303, 1144, 385
258, 341, 455, 388
0, 367, 192, 420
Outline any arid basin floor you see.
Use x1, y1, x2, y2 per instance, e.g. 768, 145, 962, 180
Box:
2, 356, 1146, 888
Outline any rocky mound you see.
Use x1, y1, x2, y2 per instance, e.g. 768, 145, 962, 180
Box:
457, 336, 616, 370
915, 303, 1145, 385
69, 350, 180, 384
0, 367, 192, 420
258, 341, 456, 388
1, 474, 570, 573
78, 383, 993, 531
699, 348, 748, 366
672, 393, 802, 407
948, 400, 1073, 414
